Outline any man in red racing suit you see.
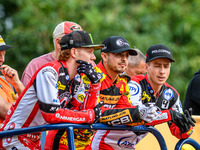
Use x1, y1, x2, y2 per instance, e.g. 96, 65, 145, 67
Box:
90, 37, 175, 150
0, 31, 105, 150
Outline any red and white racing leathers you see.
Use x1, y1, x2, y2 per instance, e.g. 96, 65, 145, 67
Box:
0, 60, 100, 150
91, 74, 193, 150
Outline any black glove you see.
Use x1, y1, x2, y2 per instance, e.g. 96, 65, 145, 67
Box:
93, 101, 104, 123
179, 109, 196, 133
184, 108, 196, 127
76, 60, 101, 84
169, 109, 195, 133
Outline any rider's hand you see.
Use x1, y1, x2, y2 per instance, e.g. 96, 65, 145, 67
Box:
138, 104, 158, 123
169, 109, 196, 133
76, 60, 101, 84
93, 101, 104, 123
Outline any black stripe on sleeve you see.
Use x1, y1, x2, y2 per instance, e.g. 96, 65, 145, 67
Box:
38, 100, 60, 113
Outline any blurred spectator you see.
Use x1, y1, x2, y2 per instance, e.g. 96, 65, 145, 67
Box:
183, 69, 200, 115
21, 21, 83, 86
0, 35, 25, 122
125, 48, 146, 76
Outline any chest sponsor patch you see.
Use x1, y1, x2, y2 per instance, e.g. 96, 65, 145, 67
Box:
141, 91, 151, 102
163, 89, 173, 100
57, 81, 66, 90
100, 95, 121, 104
74, 74, 81, 82
77, 94, 85, 102
129, 82, 139, 96
65, 75, 70, 80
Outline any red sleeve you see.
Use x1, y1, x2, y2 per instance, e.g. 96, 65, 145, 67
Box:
81, 82, 101, 110
146, 110, 172, 126
41, 108, 95, 124
69, 99, 82, 110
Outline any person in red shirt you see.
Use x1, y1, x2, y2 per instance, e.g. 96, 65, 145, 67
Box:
21, 21, 83, 86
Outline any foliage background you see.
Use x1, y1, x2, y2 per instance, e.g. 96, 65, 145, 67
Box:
1, 0, 200, 103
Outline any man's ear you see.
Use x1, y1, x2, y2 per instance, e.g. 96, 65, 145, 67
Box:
101, 52, 107, 62
71, 48, 77, 58
55, 38, 61, 49
145, 63, 149, 70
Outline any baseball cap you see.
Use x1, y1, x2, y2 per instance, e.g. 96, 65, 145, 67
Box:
146, 44, 175, 62
60, 31, 105, 50
53, 21, 83, 39
0, 35, 13, 51
101, 36, 137, 55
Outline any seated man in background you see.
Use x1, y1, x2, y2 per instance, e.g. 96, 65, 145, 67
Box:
125, 48, 146, 76
0, 35, 25, 123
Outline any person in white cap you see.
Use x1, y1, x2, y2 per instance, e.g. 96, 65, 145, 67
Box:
0, 35, 25, 123
21, 21, 83, 86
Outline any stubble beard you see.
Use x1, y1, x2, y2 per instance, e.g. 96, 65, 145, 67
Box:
107, 62, 125, 74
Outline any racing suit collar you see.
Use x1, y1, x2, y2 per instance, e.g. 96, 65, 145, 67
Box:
145, 74, 165, 98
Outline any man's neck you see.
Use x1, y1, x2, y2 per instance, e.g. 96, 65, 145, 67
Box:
154, 87, 162, 97
51, 50, 59, 60
146, 75, 163, 97
103, 65, 118, 82
150, 83, 162, 97
66, 59, 78, 80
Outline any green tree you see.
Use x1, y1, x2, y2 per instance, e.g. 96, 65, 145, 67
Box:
1, 0, 200, 103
